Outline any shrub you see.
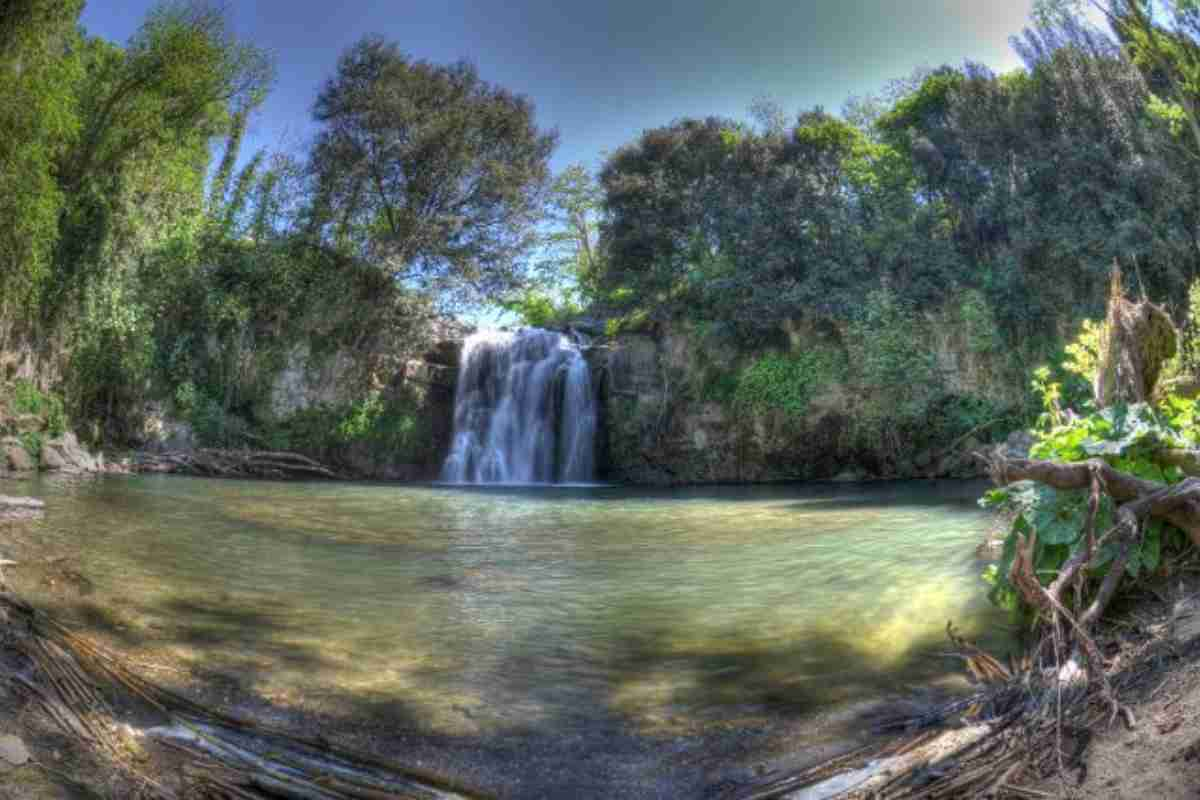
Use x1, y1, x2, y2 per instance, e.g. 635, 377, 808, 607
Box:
11, 379, 66, 435
981, 401, 1194, 618
733, 350, 845, 417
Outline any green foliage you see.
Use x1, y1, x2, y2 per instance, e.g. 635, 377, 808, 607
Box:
732, 351, 845, 417
18, 431, 44, 463
267, 390, 432, 467
604, 309, 653, 337
1028, 317, 1110, 431
0, 0, 83, 314
982, 401, 1196, 622
497, 289, 583, 329
525, 164, 606, 308
1062, 319, 1107, 383
845, 289, 937, 392
307, 36, 556, 308
959, 290, 1003, 355
11, 380, 66, 436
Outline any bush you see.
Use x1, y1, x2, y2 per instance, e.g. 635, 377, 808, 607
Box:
11, 379, 66, 435
266, 389, 432, 466
981, 401, 1195, 618
732, 350, 845, 417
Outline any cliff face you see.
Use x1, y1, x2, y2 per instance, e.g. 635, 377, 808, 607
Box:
259, 340, 460, 481
587, 313, 1025, 485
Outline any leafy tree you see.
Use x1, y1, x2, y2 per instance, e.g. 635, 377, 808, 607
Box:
498, 164, 604, 327
0, 0, 83, 333
537, 164, 605, 292
305, 36, 557, 308
45, 2, 273, 320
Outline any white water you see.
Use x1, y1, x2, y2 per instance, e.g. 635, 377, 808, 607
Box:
441, 328, 597, 484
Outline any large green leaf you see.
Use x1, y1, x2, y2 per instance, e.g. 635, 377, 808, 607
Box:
1140, 520, 1162, 574
1023, 484, 1087, 545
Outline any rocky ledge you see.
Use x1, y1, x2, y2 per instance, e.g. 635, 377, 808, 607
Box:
2, 432, 106, 475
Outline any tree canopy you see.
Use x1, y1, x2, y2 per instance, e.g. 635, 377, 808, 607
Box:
306, 36, 557, 308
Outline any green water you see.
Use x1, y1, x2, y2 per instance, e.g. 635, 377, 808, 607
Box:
4, 474, 1009, 748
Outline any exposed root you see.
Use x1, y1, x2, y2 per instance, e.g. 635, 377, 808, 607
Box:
721, 620, 1162, 800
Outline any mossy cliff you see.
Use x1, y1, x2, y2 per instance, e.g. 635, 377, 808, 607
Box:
586, 296, 1035, 485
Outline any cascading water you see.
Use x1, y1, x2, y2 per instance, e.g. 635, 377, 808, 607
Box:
441, 328, 597, 484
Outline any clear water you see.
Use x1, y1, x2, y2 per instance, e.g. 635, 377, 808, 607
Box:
2, 474, 1009, 748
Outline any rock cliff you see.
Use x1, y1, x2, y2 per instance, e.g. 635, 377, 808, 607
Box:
586, 314, 1025, 485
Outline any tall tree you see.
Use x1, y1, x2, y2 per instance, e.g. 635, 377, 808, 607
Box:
306, 36, 557, 307
46, 0, 274, 319
0, 0, 83, 334
536, 165, 604, 292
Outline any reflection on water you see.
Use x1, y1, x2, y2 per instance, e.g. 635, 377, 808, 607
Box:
5, 475, 1010, 739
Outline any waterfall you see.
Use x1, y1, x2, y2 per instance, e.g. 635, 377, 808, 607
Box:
441, 328, 597, 484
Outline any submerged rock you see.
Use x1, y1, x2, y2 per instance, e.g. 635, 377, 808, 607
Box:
0, 496, 43, 510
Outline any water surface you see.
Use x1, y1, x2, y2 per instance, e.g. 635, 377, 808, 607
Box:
3, 475, 1009, 793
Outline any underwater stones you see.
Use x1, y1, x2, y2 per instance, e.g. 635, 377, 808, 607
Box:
0, 495, 43, 522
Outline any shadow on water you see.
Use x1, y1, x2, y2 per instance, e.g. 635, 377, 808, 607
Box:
35, 588, 981, 799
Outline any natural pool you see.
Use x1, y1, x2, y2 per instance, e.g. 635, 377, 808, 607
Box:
3, 474, 1012, 796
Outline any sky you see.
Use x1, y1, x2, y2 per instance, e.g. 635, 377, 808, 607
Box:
78, 0, 1071, 175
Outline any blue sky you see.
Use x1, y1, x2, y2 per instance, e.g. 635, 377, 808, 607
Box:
80, 1, 1063, 174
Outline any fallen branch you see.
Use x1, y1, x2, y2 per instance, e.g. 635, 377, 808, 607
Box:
134, 449, 342, 481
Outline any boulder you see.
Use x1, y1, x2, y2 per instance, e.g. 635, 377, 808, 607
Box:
996, 430, 1035, 461
1, 437, 34, 472
0, 496, 44, 511
40, 432, 98, 473
0, 494, 44, 521
160, 421, 195, 453
0, 735, 30, 771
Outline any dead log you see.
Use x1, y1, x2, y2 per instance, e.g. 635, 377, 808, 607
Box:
0, 496, 45, 511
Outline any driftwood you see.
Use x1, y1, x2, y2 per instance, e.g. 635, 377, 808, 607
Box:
0, 496, 45, 510
0, 495, 45, 523
135, 449, 341, 481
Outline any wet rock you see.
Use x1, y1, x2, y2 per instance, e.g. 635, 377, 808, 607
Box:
40, 432, 99, 473
0, 496, 43, 510
1, 437, 33, 472
0, 495, 43, 521
0, 735, 30, 770
1172, 594, 1200, 645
